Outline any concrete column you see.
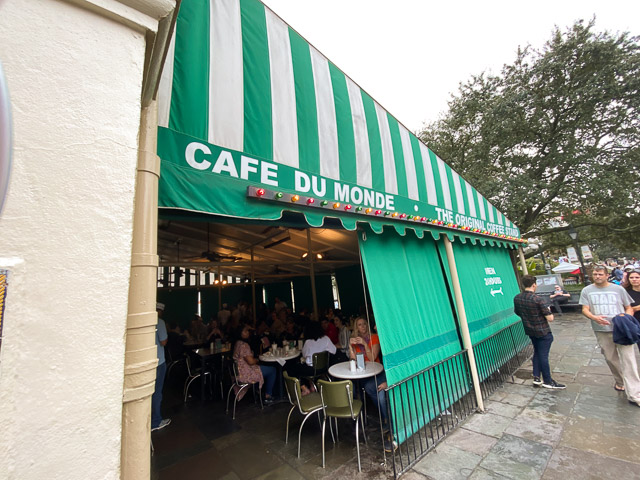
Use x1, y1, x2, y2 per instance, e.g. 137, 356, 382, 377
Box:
121, 100, 160, 480
443, 237, 484, 412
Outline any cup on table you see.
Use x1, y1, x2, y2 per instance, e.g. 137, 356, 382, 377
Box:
349, 360, 356, 372
298, 340, 303, 350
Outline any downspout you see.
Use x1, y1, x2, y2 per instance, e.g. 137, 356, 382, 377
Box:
443, 237, 484, 412
121, 100, 160, 479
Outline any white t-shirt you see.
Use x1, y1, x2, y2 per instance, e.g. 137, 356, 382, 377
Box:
579, 283, 633, 332
302, 335, 336, 365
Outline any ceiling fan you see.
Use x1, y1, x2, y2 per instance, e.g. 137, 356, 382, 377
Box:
186, 223, 242, 262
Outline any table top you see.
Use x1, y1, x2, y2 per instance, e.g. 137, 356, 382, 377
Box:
329, 361, 383, 379
195, 346, 231, 358
259, 349, 301, 363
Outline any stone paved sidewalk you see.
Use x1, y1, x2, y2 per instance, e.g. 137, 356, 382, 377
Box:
404, 312, 640, 480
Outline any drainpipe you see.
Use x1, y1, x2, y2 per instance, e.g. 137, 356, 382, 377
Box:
121, 100, 160, 480
518, 247, 529, 276
443, 237, 484, 412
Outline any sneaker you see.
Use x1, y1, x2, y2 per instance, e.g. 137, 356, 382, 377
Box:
532, 376, 542, 386
542, 380, 566, 390
263, 397, 274, 406
384, 438, 398, 453
151, 418, 171, 432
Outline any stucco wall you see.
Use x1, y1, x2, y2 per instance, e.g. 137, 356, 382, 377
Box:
0, 0, 147, 478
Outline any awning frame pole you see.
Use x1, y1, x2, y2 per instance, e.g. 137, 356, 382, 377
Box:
518, 247, 529, 276
306, 229, 318, 320
443, 237, 485, 412
251, 247, 256, 326
217, 265, 222, 309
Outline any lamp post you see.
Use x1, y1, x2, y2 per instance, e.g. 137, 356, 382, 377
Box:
568, 224, 589, 285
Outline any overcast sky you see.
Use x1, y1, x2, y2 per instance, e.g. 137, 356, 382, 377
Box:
262, 0, 639, 133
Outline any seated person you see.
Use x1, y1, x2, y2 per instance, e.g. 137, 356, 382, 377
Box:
549, 284, 570, 315
233, 324, 276, 404
331, 316, 351, 363
321, 317, 339, 345
286, 321, 336, 394
206, 318, 225, 342
349, 317, 390, 436
190, 314, 208, 344
279, 318, 301, 344
335, 316, 351, 352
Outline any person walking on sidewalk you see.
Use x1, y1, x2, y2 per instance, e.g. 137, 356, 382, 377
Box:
514, 275, 566, 389
580, 265, 635, 394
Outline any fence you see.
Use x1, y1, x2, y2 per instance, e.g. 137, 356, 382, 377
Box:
386, 321, 532, 478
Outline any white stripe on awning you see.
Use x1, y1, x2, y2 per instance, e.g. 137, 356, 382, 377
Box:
399, 126, 419, 201
310, 47, 339, 180
477, 191, 486, 220
436, 156, 452, 211
375, 102, 398, 195
266, 9, 298, 167
157, 30, 175, 128
465, 181, 477, 217
419, 143, 437, 206
487, 202, 495, 223
497, 210, 503, 225
209, 0, 244, 150
346, 79, 372, 188
451, 170, 465, 215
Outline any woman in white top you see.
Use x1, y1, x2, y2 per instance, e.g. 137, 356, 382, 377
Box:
286, 321, 335, 392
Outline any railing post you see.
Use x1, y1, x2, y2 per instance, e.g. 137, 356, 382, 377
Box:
442, 237, 484, 412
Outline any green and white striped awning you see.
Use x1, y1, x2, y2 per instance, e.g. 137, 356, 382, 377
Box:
156, 0, 522, 245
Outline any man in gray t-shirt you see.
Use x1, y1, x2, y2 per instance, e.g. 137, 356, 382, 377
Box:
580, 266, 634, 393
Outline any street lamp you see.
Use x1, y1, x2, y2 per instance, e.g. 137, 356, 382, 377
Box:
568, 224, 589, 285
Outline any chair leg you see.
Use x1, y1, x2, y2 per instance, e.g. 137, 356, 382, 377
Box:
184, 375, 200, 403
360, 411, 367, 444
355, 417, 362, 472
297, 411, 316, 458
285, 405, 295, 444
321, 416, 327, 468
327, 415, 335, 444
226, 385, 234, 414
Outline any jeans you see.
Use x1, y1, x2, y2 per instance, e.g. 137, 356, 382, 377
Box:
260, 365, 276, 397
151, 361, 167, 428
530, 332, 553, 383
363, 372, 388, 423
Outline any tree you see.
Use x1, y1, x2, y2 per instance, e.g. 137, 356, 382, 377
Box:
420, 19, 640, 256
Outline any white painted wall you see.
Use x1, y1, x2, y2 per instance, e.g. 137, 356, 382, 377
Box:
0, 0, 152, 478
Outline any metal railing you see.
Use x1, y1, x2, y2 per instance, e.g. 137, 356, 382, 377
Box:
472, 321, 532, 399
386, 350, 477, 478
386, 321, 532, 478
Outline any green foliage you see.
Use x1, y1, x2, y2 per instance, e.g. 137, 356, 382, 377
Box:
420, 19, 640, 254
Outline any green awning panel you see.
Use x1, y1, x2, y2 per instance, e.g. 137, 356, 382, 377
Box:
359, 227, 466, 443
440, 241, 522, 344
156, 0, 522, 246
358, 227, 462, 384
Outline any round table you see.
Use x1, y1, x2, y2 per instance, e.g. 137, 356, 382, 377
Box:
259, 349, 301, 400
328, 361, 383, 379
259, 349, 301, 364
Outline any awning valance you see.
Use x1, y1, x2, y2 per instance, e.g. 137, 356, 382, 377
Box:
157, 0, 522, 246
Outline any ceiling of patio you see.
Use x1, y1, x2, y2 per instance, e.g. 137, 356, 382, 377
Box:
157, 218, 360, 280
